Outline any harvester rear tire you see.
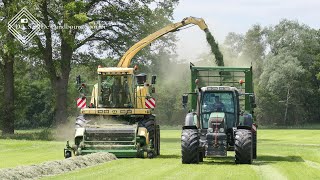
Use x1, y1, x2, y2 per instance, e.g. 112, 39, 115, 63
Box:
156, 125, 160, 155
235, 129, 252, 164
181, 129, 199, 164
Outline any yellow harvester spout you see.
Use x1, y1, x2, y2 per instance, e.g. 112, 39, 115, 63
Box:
117, 17, 209, 68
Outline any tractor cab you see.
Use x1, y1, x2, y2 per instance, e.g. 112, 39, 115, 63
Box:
200, 87, 239, 130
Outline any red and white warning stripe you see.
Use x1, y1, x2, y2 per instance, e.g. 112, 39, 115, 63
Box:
145, 98, 156, 109
252, 123, 257, 132
77, 98, 87, 109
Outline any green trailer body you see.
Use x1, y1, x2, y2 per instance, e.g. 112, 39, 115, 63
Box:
190, 65, 254, 114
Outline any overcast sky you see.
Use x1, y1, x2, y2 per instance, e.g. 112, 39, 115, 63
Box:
172, 0, 320, 60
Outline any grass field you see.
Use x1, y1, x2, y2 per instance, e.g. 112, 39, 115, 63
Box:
1, 129, 320, 179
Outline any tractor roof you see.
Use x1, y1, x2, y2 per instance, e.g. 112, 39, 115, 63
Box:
201, 86, 239, 92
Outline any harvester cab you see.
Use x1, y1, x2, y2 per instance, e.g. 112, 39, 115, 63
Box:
181, 64, 257, 164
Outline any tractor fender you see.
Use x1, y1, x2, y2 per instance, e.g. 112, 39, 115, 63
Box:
184, 112, 196, 126
239, 113, 253, 127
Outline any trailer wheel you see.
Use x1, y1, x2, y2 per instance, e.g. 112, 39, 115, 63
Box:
235, 129, 252, 164
181, 129, 199, 164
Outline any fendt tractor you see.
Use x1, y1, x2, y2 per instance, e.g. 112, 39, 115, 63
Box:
64, 17, 210, 158
181, 63, 258, 164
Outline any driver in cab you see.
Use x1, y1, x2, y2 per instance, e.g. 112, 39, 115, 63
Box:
212, 96, 225, 112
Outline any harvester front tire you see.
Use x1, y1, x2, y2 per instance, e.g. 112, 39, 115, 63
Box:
181, 129, 199, 164
235, 129, 252, 164
139, 119, 158, 155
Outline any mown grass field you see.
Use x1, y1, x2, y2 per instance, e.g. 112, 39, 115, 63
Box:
1, 129, 320, 179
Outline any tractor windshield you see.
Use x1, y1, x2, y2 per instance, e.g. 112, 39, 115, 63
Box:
201, 91, 236, 128
100, 74, 133, 108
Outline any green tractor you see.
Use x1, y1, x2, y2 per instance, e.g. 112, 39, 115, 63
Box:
181, 64, 257, 164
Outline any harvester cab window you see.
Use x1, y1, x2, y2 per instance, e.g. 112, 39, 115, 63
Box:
201, 92, 236, 129
100, 75, 132, 108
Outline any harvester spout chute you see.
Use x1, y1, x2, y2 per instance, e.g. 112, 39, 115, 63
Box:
117, 16, 209, 68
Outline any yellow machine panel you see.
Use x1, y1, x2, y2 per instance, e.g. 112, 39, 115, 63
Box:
81, 108, 151, 115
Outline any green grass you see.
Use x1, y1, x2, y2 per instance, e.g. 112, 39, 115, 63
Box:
1, 129, 320, 179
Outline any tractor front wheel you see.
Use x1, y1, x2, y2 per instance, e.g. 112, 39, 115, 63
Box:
181, 129, 199, 164
235, 129, 252, 164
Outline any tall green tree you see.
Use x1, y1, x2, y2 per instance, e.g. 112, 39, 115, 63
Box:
0, 0, 20, 134
263, 20, 320, 124
258, 52, 307, 125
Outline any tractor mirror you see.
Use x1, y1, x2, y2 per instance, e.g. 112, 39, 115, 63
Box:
151, 75, 157, 84
76, 75, 81, 85
182, 94, 188, 105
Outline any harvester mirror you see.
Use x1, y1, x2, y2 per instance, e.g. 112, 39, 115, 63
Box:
182, 94, 188, 105
250, 95, 257, 108
76, 75, 81, 85
151, 75, 157, 84
136, 73, 147, 85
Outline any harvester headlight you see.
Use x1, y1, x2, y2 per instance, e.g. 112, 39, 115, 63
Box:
208, 128, 213, 133
219, 128, 224, 133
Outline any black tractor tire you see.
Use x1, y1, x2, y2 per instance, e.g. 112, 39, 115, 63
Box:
252, 131, 257, 159
181, 129, 200, 164
235, 129, 253, 164
199, 151, 204, 162
156, 125, 160, 155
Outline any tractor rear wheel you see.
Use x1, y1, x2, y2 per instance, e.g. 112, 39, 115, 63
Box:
199, 151, 204, 162
252, 131, 257, 159
181, 129, 199, 164
235, 129, 252, 164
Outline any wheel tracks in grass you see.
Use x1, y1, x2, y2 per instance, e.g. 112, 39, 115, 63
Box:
251, 164, 287, 180
304, 160, 320, 170
262, 143, 320, 147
